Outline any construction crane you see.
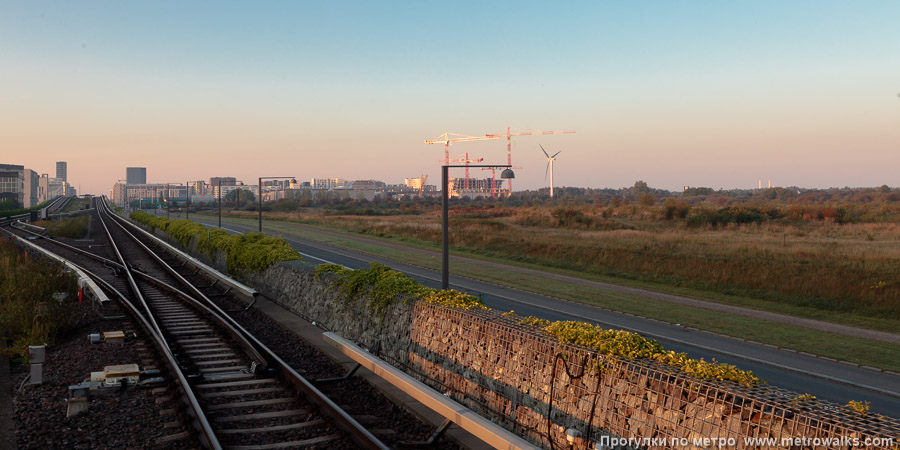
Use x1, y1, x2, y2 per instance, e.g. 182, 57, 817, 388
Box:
425, 132, 500, 165
481, 166, 522, 199
484, 127, 575, 194
442, 152, 484, 190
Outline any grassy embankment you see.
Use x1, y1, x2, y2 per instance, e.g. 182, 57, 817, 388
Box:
191, 205, 900, 371
34, 216, 90, 239
61, 197, 91, 213
0, 239, 78, 362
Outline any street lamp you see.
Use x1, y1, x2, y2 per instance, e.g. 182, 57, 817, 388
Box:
258, 176, 296, 233
441, 164, 514, 290
218, 179, 222, 229
185, 181, 190, 221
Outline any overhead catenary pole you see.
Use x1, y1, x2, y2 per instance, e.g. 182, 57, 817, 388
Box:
218, 180, 222, 229
258, 177, 262, 232
442, 153, 484, 192
441, 164, 514, 290
258, 176, 295, 233
441, 165, 449, 290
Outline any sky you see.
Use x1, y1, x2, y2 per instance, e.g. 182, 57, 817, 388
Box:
2, 1, 899, 195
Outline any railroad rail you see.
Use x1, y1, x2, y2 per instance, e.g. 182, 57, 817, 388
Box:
0, 195, 70, 227
4, 198, 390, 449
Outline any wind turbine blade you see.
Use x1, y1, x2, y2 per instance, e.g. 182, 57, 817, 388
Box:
552, 151, 562, 158
545, 161, 550, 182
540, 144, 549, 158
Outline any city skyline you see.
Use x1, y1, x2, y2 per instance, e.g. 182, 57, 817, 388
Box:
3, 2, 899, 195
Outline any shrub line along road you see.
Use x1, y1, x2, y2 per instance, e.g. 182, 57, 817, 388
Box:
182, 215, 900, 417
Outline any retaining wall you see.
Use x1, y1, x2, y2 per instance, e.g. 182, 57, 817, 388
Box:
144, 224, 900, 449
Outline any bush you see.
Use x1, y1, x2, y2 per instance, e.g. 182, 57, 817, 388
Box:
315, 262, 486, 323
0, 239, 78, 362
130, 212, 300, 273
663, 199, 691, 220
45, 216, 89, 239
541, 321, 760, 386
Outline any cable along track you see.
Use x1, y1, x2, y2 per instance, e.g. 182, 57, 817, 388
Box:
9, 199, 389, 449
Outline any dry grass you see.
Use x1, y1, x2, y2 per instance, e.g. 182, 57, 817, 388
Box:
234, 207, 900, 318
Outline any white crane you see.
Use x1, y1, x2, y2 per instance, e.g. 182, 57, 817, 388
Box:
541, 145, 562, 197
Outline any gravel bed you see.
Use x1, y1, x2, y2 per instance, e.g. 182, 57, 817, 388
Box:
213, 296, 461, 449
10, 299, 196, 449
13, 211, 461, 449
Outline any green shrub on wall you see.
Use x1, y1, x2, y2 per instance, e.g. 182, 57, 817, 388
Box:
130, 212, 300, 272
316, 262, 486, 323
514, 317, 761, 386
316, 263, 759, 386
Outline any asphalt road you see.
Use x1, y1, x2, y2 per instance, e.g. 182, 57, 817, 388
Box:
186, 215, 900, 417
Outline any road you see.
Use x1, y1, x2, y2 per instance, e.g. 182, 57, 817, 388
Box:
186, 215, 900, 417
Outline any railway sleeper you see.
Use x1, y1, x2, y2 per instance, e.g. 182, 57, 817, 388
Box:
200, 365, 252, 374
187, 352, 238, 359
211, 408, 309, 423
196, 378, 279, 390
216, 419, 326, 435
193, 358, 244, 366
176, 337, 219, 344
205, 397, 296, 411
182, 347, 233, 354
226, 434, 343, 450
201, 387, 286, 399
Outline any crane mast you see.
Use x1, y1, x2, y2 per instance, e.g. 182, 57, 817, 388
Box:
485, 127, 575, 194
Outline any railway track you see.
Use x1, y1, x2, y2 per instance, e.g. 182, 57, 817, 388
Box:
4, 198, 393, 449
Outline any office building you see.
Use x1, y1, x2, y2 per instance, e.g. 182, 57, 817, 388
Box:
0, 164, 25, 207
56, 161, 67, 182
126, 167, 147, 185
23, 169, 39, 208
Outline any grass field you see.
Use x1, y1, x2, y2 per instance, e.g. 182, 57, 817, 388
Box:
223, 205, 900, 319
190, 209, 900, 371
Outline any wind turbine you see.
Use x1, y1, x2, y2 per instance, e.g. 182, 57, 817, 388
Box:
541, 145, 561, 197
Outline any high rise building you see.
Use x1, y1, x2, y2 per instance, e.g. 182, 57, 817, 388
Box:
56, 161, 67, 182
126, 167, 147, 185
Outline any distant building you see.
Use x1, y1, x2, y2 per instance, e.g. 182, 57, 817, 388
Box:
211, 180, 253, 199
111, 182, 165, 206
47, 178, 68, 198
349, 180, 385, 190
38, 174, 50, 204
218, 184, 257, 198
56, 161, 67, 183
126, 167, 147, 185
0, 164, 25, 207
209, 177, 237, 188
23, 169, 39, 208
448, 177, 503, 199
187, 180, 206, 196
405, 177, 426, 190
311, 178, 346, 190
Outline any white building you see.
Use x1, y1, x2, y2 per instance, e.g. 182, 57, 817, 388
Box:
311, 178, 346, 190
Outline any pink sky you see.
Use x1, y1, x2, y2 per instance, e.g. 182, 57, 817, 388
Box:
3, 2, 899, 195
